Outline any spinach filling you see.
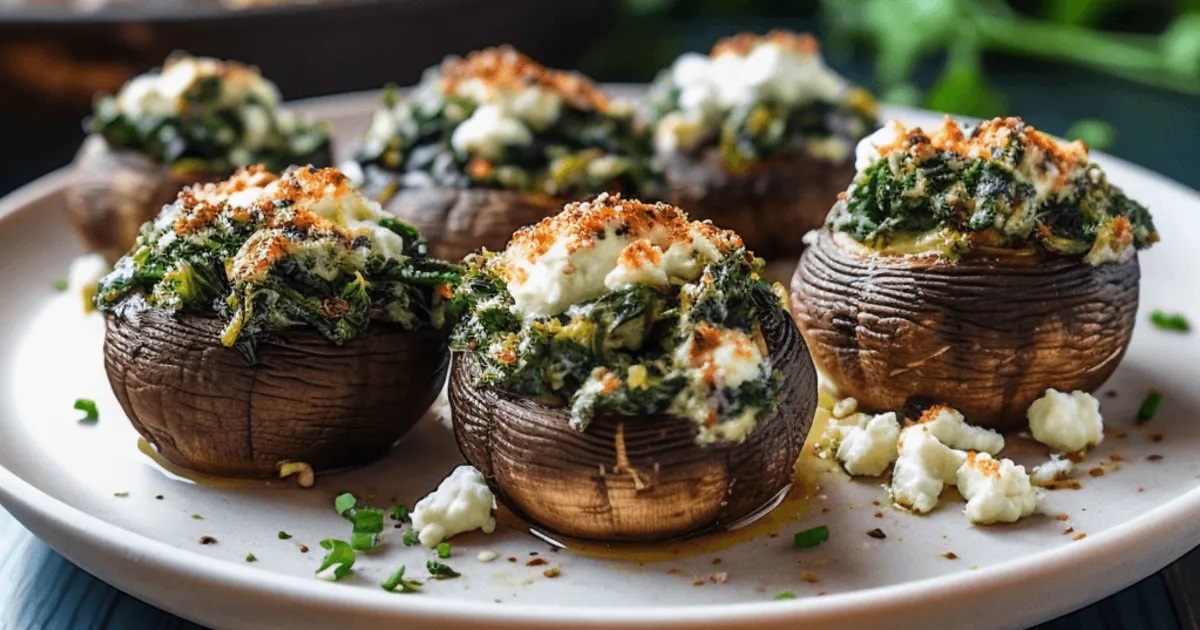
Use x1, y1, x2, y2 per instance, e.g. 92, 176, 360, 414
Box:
448, 250, 785, 442
354, 80, 656, 199
90, 61, 330, 174
831, 144, 1157, 256
95, 171, 458, 355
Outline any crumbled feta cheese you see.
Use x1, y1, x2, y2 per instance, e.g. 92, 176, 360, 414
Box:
115, 55, 279, 119
1027, 389, 1104, 453
853, 121, 903, 172
503, 194, 739, 317
829, 411, 901, 477
673, 324, 765, 390
410, 465, 497, 547
67, 253, 110, 313
956, 452, 1040, 524
831, 397, 858, 419
890, 424, 966, 514
450, 104, 533, 160
1030, 454, 1076, 487
918, 405, 1005, 455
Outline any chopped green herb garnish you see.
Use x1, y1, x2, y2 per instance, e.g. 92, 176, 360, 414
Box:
350, 507, 386, 551
793, 525, 830, 549
426, 561, 461, 580
316, 539, 355, 580
1137, 390, 1164, 424
381, 566, 423, 593
334, 493, 358, 517
277, 531, 292, 540
190, 513, 204, 520
773, 590, 797, 600
389, 505, 410, 522
113, 491, 129, 498
245, 553, 257, 563
74, 398, 99, 423
53, 278, 69, 292
1150, 310, 1190, 332
436, 542, 451, 559
402, 530, 419, 547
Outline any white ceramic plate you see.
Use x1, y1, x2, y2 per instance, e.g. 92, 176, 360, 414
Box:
1, 95, 1198, 630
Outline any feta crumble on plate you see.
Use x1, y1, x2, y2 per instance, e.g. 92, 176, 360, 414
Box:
410, 466, 497, 547
957, 452, 1041, 524
1027, 389, 1104, 453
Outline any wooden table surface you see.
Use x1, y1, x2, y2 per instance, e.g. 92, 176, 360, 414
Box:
1, 504, 1196, 629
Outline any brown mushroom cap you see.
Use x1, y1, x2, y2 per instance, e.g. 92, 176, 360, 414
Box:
791, 229, 1140, 430
449, 302, 816, 542
383, 186, 565, 262
66, 135, 333, 262
103, 296, 448, 477
660, 147, 853, 260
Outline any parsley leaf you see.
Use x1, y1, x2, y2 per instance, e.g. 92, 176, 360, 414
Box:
316, 539, 355, 580
426, 561, 461, 580
277, 531, 292, 540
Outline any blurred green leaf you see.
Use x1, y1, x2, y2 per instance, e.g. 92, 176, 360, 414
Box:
1162, 12, 1200, 79
924, 43, 1009, 117
1044, 0, 1122, 26
1065, 119, 1116, 150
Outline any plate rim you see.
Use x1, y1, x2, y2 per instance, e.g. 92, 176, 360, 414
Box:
2, 99, 1199, 627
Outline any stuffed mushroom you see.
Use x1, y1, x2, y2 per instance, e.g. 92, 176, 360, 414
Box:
97, 165, 456, 477
350, 46, 655, 261
792, 117, 1157, 430
69, 54, 332, 261
643, 31, 877, 259
447, 193, 816, 542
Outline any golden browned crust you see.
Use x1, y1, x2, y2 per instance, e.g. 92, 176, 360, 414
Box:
439, 45, 609, 112
710, 30, 820, 58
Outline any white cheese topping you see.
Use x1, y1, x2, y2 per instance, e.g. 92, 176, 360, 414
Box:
956, 452, 1041, 524
853, 121, 902, 172
450, 104, 534, 161
919, 406, 1005, 455
115, 55, 280, 120
503, 194, 735, 318
1030, 454, 1077, 487
890, 424, 966, 514
410, 465, 497, 548
825, 411, 901, 477
1027, 389, 1104, 453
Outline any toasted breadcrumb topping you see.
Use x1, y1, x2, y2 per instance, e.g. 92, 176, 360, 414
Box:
504, 192, 743, 272
440, 46, 609, 112
964, 451, 1001, 478
871, 116, 1089, 193
711, 30, 820, 58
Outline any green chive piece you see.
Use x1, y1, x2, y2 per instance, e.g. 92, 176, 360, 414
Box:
773, 590, 797, 600
191, 513, 203, 520
426, 561, 460, 580
74, 398, 99, 423
316, 539, 355, 580
245, 553, 257, 563
793, 525, 830, 549
349, 507, 385, 550
53, 279, 69, 292
277, 531, 292, 540
381, 565, 423, 593
436, 542, 451, 559
402, 530, 419, 547
1150, 310, 1190, 332
334, 493, 357, 517
389, 505, 410, 522
1137, 390, 1164, 424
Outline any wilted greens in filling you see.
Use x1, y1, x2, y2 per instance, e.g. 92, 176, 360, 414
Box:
96, 166, 457, 352
448, 245, 785, 445
353, 46, 655, 200
90, 54, 330, 174
830, 117, 1157, 264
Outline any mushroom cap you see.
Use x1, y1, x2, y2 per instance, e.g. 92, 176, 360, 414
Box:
660, 146, 853, 260
383, 186, 567, 262
66, 135, 333, 263
103, 296, 448, 477
791, 229, 1140, 429
448, 300, 816, 542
